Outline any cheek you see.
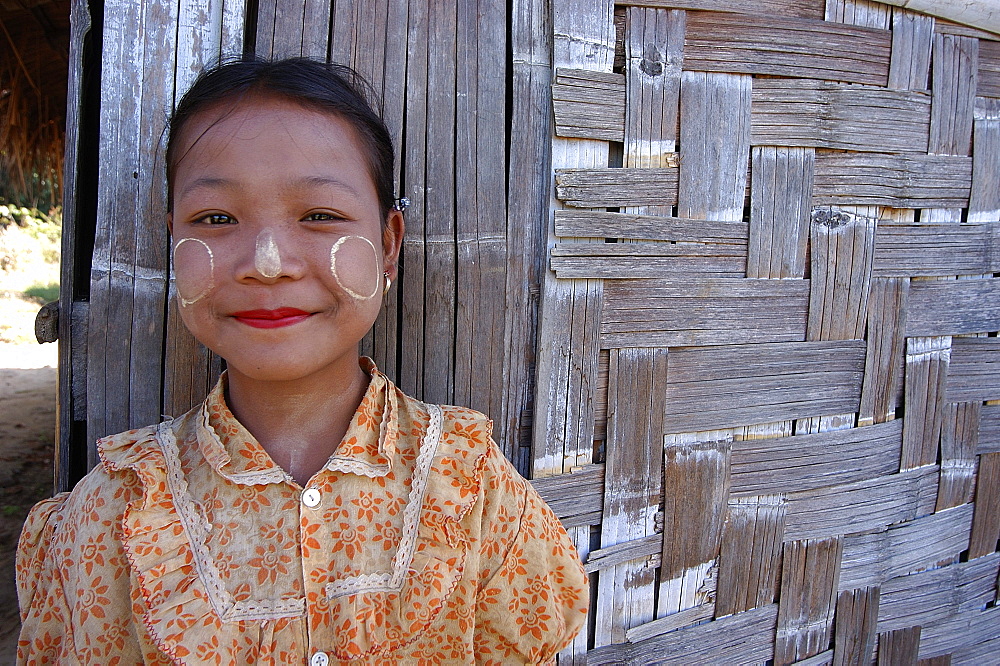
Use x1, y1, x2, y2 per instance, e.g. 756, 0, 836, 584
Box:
329, 235, 381, 300
172, 238, 214, 306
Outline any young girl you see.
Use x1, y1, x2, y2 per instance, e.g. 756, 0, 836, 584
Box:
17, 58, 588, 664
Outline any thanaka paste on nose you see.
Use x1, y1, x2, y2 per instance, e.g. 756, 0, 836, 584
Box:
172, 237, 215, 307
329, 235, 381, 300
255, 229, 282, 278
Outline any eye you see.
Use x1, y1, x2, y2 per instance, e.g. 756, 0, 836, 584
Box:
302, 211, 347, 223
194, 213, 237, 225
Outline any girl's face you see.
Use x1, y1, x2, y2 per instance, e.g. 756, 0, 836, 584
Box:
168, 95, 403, 384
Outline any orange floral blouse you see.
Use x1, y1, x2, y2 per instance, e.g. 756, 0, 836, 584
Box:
16, 360, 588, 664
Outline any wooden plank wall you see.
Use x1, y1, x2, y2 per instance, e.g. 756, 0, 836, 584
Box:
537, 0, 1000, 662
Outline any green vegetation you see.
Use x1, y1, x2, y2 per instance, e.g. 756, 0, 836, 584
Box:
23, 282, 59, 304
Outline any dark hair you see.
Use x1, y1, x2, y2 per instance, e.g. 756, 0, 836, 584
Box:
166, 57, 396, 221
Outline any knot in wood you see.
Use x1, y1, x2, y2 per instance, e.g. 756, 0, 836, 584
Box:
639, 44, 664, 77
811, 207, 852, 228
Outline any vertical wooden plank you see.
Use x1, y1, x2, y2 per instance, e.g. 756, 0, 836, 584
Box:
533, 0, 614, 478
969, 100, 1000, 224
936, 401, 979, 511
877, 626, 921, 665
595, 347, 667, 646
301, 0, 332, 59
254, 0, 278, 57
929, 34, 977, 160
858, 277, 908, 426
901, 336, 951, 471
659, 437, 731, 617
775, 536, 844, 666
747, 146, 814, 279
270, 0, 308, 57
715, 495, 787, 618
504, 0, 549, 467
969, 452, 1000, 559
888, 9, 933, 91
833, 586, 880, 666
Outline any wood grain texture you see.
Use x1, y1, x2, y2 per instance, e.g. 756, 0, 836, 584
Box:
969, 103, 1000, 222
929, 34, 978, 157
587, 603, 778, 665
981, 404, 1000, 454
620, 0, 824, 18
683, 11, 891, 86
715, 495, 786, 617
747, 147, 814, 278
662, 341, 866, 434
807, 207, 877, 341
937, 402, 980, 510
946, 337, 1000, 403
980, 38, 1000, 99
921, 606, 1000, 663
750, 80, 930, 153
783, 465, 939, 542
812, 153, 972, 209
839, 504, 975, 591
859, 278, 907, 426
595, 347, 667, 644
876, 552, 1000, 634
775, 537, 843, 666
872, 222, 1000, 277
731, 420, 902, 496
902, 336, 951, 470
877, 626, 920, 665
554, 209, 749, 243
552, 68, 625, 142
555, 166, 679, 208
550, 240, 746, 279
832, 586, 879, 666
969, 452, 1000, 559
906, 278, 1000, 337
888, 9, 933, 91
601, 277, 808, 348
529, 463, 605, 527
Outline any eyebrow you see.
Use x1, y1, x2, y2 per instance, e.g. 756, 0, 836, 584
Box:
177, 175, 359, 200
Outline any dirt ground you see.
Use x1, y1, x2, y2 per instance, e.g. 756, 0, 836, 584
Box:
0, 307, 58, 659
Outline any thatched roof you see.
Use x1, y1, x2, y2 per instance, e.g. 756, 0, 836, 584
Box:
0, 0, 70, 208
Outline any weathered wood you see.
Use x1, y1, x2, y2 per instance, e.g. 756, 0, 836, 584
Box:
783, 465, 939, 542
969, 100, 1000, 222
677, 71, 751, 221
747, 147, 814, 279
623, 601, 714, 643
554, 209, 749, 243
775, 537, 843, 666
937, 402, 980, 510
812, 153, 972, 209
662, 341, 866, 434
751, 80, 930, 153
946, 337, 1000, 403
529, 463, 604, 527
731, 420, 902, 496
859, 278, 908, 426
715, 495, 786, 617
930, 34, 978, 158
872, 222, 1000, 277
552, 68, 625, 142
584, 534, 660, 574
807, 206, 877, 341
876, 552, 1000, 634
868, 0, 999, 35
980, 39, 1000, 99
620, 0, 824, 18
968, 452, 1000, 559
878, 626, 921, 665
595, 347, 667, 644
901, 336, 951, 470
601, 277, 808, 348
888, 9, 933, 91
587, 603, 778, 665
981, 404, 1000, 454
683, 12, 891, 86
550, 241, 747, 279
922, 606, 1000, 663
906, 278, 1000, 337
555, 166, 679, 208
839, 504, 975, 591
833, 586, 880, 666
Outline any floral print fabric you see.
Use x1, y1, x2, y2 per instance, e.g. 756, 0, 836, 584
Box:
17, 360, 588, 664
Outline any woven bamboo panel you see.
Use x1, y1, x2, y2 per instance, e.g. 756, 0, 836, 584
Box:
532, 0, 1000, 662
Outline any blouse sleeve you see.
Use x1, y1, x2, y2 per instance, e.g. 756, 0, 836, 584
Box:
16, 493, 79, 663
473, 443, 589, 664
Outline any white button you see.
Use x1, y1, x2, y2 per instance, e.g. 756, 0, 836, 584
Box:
302, 488, 322, 508
310, 652, 329, 666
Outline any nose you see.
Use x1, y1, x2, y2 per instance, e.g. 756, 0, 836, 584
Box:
235, 227, 305, 283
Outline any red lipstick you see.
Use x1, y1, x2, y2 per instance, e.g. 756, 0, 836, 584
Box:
231, 308, 311, 329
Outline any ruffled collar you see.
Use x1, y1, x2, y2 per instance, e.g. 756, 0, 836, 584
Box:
197, 357, 399, 485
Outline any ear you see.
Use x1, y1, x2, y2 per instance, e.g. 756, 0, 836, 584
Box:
381, 209, 405, 281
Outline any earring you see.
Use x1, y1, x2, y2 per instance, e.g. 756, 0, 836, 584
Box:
382, 271, 392, 297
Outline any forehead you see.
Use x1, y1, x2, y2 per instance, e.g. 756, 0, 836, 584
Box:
170, 95, 371, 188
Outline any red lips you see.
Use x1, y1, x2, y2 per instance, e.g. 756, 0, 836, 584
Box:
231, 308, 312, 329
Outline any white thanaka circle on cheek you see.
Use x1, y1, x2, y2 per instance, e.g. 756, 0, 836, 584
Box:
255, 229, 282, 278
329, 235, 381, 300
172, 238, 215, 307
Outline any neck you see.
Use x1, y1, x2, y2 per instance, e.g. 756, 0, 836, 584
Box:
224, 359, 370, 486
